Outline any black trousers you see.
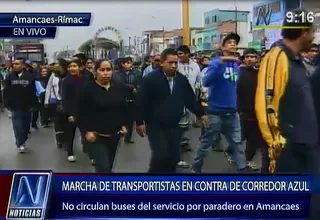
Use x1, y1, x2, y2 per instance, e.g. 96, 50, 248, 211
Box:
124, 102, 134, 142
52, 111, 67, 146
39, 104, 49, 126
65, 121, 78, 156
242, 120, 265, 161
276, 142, 320, 173
93, 135, 120, 173
81, 132, 94, 160
146, 124, 181, 173
31, 108, 39, 128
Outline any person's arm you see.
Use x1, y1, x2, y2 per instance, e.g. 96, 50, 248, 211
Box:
3, 73, 11, 108
76, 86, 93, 131
184, 77, 204, 117
135, 76, 150, 126
255, 47, 288, 173
202, 57, 225, 87
30, 79, 38, 109
236, 69, 245, 114
44, 74, 53, 105
61, 79, 75, 117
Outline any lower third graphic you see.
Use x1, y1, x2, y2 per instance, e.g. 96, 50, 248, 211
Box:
6, 172, 52, 219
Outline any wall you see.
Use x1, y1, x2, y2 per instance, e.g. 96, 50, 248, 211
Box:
217, 21, 249, 47
203, 9, 249, 28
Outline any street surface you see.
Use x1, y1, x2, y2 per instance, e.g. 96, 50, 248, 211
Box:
0, 111, 261, 172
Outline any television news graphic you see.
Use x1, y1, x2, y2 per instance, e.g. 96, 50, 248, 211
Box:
6, 172, 52, 220
45, 174, 312, 219
0, 13, 91, 26
0, 27, 57, 38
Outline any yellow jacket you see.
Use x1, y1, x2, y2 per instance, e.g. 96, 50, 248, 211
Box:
255, 46, 289, 173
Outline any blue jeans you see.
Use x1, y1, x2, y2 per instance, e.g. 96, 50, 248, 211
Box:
192, 113, 246, 172
11, 110, 31, 147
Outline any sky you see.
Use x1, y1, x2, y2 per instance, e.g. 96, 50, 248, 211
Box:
0, 0, 254, 58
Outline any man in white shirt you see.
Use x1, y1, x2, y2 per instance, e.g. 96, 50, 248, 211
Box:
177, 45, 201, 168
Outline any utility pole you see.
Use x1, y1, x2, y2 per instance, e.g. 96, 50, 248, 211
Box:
162, 26, 165, 51
182, 0, 190, 46
234, 0, 238, 34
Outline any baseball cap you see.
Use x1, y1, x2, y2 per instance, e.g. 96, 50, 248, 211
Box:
222, 32, 240, 46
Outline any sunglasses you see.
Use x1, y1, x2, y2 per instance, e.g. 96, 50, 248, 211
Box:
310, 49, 318, 53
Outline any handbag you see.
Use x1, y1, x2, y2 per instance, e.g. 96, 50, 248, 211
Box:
49, 86, 63, 113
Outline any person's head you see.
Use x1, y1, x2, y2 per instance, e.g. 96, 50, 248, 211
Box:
200, 56, 210, 66
281, 9, 315, 52
127, 57, 133, 65
8, 64, 13, 73
144, 55, 152, 65
221, 33, 240, 54
301, 43, 318, 60
242, 48, 258, 67
177, 45, 190, 63
66, 59, 81, 76
12, 58, 25, 73
95, 59, 113, 84
52, 64, 64, 75
85, 58, 94, 70
120, 57, 132, 71
40, 67, 48, 77
160, 48, 178, 76
32, 63, 39, 70
152, 55, 161, 68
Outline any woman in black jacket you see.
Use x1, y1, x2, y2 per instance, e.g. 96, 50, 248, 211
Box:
76, 59, 127, 173
61, 59, 87, 162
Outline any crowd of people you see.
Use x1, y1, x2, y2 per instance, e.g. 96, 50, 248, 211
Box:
1, 9, 320, 173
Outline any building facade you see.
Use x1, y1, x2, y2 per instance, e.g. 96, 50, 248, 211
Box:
199, 9, 250, 50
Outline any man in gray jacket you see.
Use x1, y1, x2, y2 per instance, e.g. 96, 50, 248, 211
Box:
177, 45, 201, 168
301, 43, 318, 76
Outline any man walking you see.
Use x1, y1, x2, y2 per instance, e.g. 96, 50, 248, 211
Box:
3, 58, 38, 152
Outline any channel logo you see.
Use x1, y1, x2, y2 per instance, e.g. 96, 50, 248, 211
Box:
6, 172, 52, 220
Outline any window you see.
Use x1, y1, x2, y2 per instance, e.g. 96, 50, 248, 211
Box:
270, 1, 281, 13
204, 36, 210, 43
198, 38, 202, 45
214, 15, 217, 22
205, 17, 210, 25
15, 53, 28, 60
211, 36, 215, 42
192, 38, 196, 46
28, 53, 43, 62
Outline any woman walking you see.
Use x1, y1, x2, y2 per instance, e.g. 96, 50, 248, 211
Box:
77, 59, 127, 173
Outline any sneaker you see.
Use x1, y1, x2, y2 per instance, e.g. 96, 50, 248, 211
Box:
224, 152, 235, 165
212, 147, 223, 152
31, 127, 39, 132
18, 146, 26, 153
67, 155, 76, 162
177, 160, 190, 168
246, 161, 259, 171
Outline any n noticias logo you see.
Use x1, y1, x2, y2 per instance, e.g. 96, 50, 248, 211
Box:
6, 172, 52, 220
256, 4, 272, 26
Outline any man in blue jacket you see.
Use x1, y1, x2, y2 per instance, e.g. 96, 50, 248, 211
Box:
191, 33, 246, 172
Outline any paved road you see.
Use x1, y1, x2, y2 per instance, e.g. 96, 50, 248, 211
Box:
0, 111, 261, 172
